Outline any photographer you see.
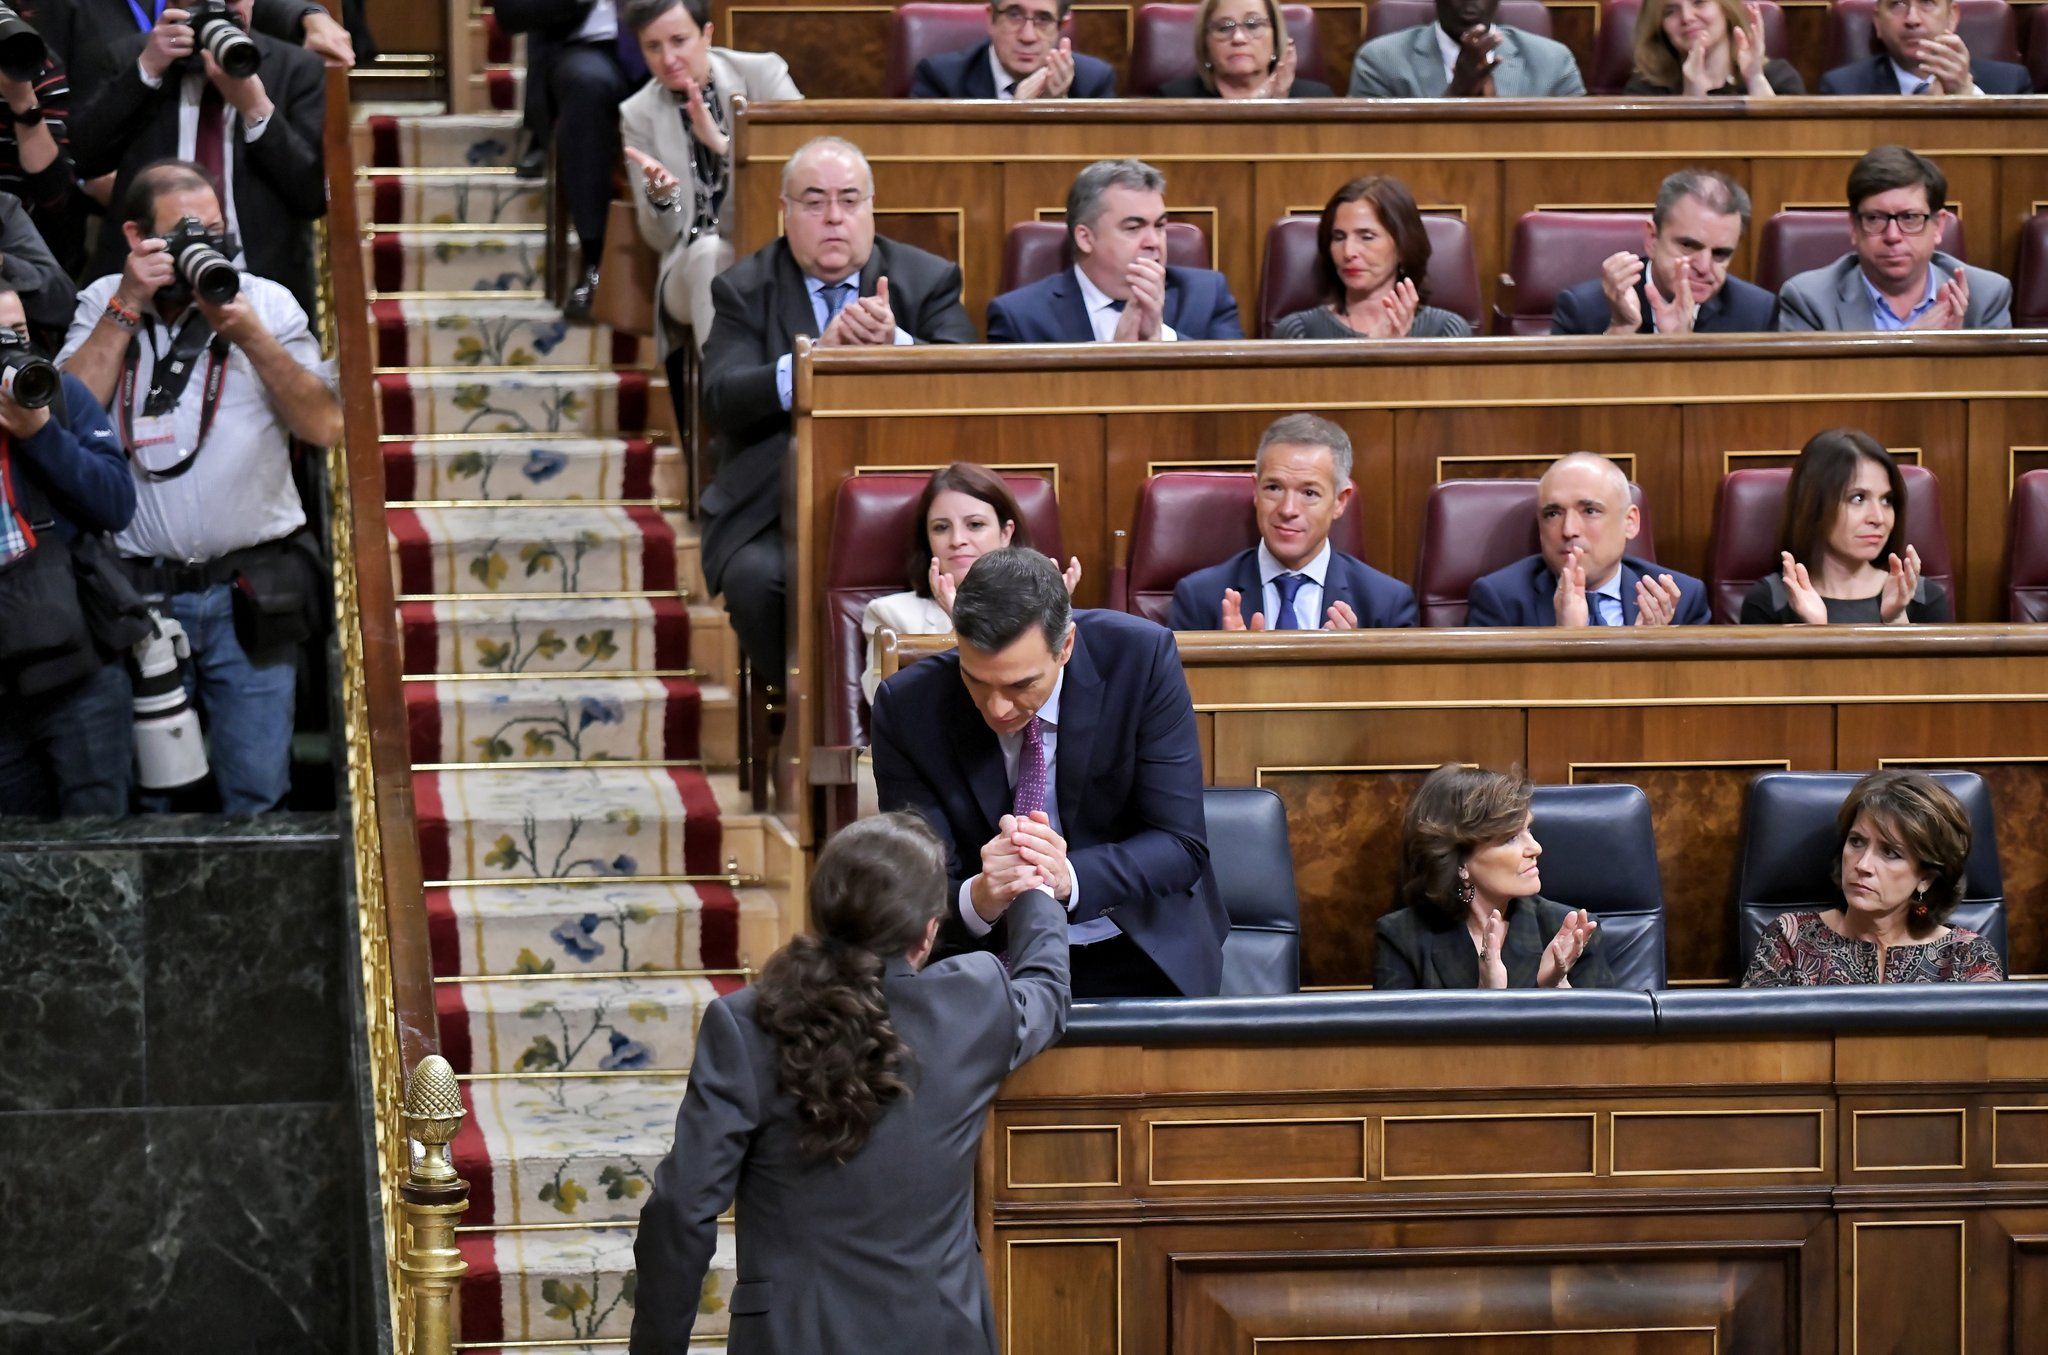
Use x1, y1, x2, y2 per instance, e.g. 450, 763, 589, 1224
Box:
57, 160, 339, 815
68, 0, 325, 315
0, 285, 139, 819
0, 187, 72, 334
63, 0, 355, 104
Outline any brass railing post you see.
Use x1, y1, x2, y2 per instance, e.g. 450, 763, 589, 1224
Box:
401, 1055, 469, 1355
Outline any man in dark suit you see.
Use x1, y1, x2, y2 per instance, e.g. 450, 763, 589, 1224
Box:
1466, 453, 1710, 627
872, 548, 1228, 998
1169, 413, 1416, 631
910, 0, 1116, 97
63, 0, 355, 100
701, 135, 976, 684
986, 158, 1244, 343
68, 0, 326, 315
1551, 169, 1777, 336
1816, 0, 2032, 94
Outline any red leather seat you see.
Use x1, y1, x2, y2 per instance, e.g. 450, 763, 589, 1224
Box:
1116, 471, 1366, 622
1128, 2, 1324, 95
1365, 0, 1553, 41
1704, 465, 1953, 624
1256, 213, 1483, 335
999, 219, 1211, 293
824, 471, 1064, 747
1754, 209, 1967, 295
1588, 0, 1787, 93
2013, 211, 2048, 328
2005, 470, 2048, 621
1494, 211, 1652, 335
1822, 0, 2019, 71
885, 2, 1078, 97
1415, 477, 1658, 627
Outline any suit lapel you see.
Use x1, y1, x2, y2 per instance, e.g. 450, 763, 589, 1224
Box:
1834, 258, 1867, 327
1051, 271, 1095, 343
1615, 562, 1640, 625
1427, 921, 1478, 988
774, 244, 821, 349
709, 49, 742, 123
1231, 549, 1266, 622
963, 42, 999, 97
1321, 554, 1357, 625
947, 675, 1012, 831
1052, 624, 1101, 831
1532, 564, 1559, 626
1162, 271, 1185, 334
859, 241, 887, 303
1410, 25, 1446, 95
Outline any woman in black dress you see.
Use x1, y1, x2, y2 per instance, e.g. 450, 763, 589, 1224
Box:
1623, 0, 1803, 95
1154, 0, 1334, 97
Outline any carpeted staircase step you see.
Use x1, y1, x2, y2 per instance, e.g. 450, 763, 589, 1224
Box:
358, 111, 522, 169
457, 1223, 737, 1345
400, 595, 693, 674
427, 878, 775, 979
415, 764, 725, 883
371, 299, 639, 371
406, 675, 703, 765
385, 435, 677, 502
438, 972, 730, 1075
456, 1077, 686, 1226
379, 371, 651, 438
369, 227, 545, 296
388, 504, 675, 595
469, 64, 526, 111
359, 170, 542, 227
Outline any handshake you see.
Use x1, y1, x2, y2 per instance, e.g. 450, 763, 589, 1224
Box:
969, 811, 1070, 921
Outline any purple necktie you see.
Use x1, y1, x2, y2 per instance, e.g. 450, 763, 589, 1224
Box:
1013, 717, 1047, 818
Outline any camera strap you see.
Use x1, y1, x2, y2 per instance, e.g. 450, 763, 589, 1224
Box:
119, 314, 231, 481
125, 0, 169, 32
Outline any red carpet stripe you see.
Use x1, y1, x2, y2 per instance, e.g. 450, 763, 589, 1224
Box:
377, 374, 418, 436
368, 114, 399, 166
629, 506, 677, 590
398, 601, 439, 675
616, 371, 648, 433
668, 767, 723, 876
380, 440, 419, 501
371, 299, 410, 369
436, 985, 477, 1073
485, 67, 516, 110
413, 766, 451, 881
385, 507, 432, 594
425, 886, 461, 976
620, 436, 654, 500
660, 678, 702, 760
455, 1233, 503, 1339
404, 682, 447, 764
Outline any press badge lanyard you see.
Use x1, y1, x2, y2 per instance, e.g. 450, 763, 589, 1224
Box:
125, 0, 169, 32
120, 315, 230, 481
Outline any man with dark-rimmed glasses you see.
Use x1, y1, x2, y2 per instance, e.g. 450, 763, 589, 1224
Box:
910, 0, 1118, 98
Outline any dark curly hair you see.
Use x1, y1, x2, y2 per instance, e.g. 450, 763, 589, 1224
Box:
1832, 770, 1972, 923
751, 812, 948, 1162
1397, 763, 1533, 924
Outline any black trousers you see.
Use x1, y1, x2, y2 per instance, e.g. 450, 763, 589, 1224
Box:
716, 530, 786, 685
546, 40, 632, 258
1070, 932, 1179, 999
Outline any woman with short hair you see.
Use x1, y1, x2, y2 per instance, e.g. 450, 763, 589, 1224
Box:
1154, 0, 1334, 97
1272, 176, 1472, 339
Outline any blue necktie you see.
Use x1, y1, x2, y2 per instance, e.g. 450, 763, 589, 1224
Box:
1274, 572, 1308, 630
1593, 592, 1623, 627
821, 282, 854, 325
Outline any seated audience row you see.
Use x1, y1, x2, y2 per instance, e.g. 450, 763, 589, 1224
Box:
1376, 763, 2004, 988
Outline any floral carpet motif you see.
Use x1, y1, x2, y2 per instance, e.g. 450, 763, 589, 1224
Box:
399, 595, 692, 675
371, 229, 547, 295
388, 504, 677, 595
362, 172, 544, 228
385, 435, 677, 503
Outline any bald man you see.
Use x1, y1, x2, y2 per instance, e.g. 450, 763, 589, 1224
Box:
1465, 453, 1710, 627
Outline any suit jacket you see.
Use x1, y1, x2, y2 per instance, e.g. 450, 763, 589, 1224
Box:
71, 32, 327, 314
1167, 545, 1418, 630
1774, 251, 2012, 331
1550, 269, 1778, 335
1465, 553, 1712, 627
1816, 52, 2033, 95
620, 49, 802, 356
1374, 895, 1618, 989
630, 890, 1070, 1355
1151, 73, 1335, 96
0, 191, 76, 336
911, 38, 1118, 97
870, 609, 1229, 997
986, 265, 1245, 343
698, 236, 976, 589
64, 0, 318, 108
1349, 23, 1586, 97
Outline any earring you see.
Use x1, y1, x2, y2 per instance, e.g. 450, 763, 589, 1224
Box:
1457, 870, 1475, 908
1910, 885, 1930, 920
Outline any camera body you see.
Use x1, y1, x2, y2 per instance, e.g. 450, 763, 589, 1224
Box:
159, 215, 242, 306
0, 330, 57, 410
182, 0, 260, 78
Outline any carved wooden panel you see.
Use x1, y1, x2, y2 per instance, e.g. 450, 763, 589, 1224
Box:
1005, 1237, 1121, 1355
1849, 1219, 1964, 1353
1610, 1109, 1825, 1177
1848, 1107, 1967, 1175
1007, 1124, 1122, 1189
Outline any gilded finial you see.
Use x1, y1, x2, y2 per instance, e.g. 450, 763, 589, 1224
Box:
405, 1055, 465, 1187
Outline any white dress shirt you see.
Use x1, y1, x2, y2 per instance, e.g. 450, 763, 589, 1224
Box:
1587, 567, 1625, 626
956, 670, 1117, 946
1072, 264, 1178, 343
574, 0, 618, 42
133, 65, 268, 266
989, 44, 1021, 98
775, 273, 915, 409
1256, 538, 1332, 629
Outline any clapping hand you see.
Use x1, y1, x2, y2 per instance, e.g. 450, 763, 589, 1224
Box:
1447, 25, 1503, 96
1014, 39, 1076, 98
970, 813, 1047, 921
1632, 572, 1684, 626
1599, 251, 1647, 333
1322, 600, 1359, 630
1779, 550, 1829, 625
1113, 257, 1167, 341
1056, 555, 1082, 594
1908, 269, 1968, 331
1537, 909, 1598, 987
1644, 258, 1701, 334
1679, 33, 1715, 96
1552, 551, 1591, 627
1360, 277, 1420, 338
677, 76, 729, 154
1916, 30, 1976, 94
819, 278, 896, 347
1248, 37, 1298, 99
1879, 544, 1922, 623
929, 557, 960, 616
1733, 3, 1771, 92
1476, 908, 1509, 988
1219, 588, 1269, 630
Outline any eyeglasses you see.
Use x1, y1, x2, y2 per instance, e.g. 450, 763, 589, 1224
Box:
785, 190, 873, 217
1206, 16, 1272, 37
1854, 210, 1935, 235
991, 4, 1060, 30
1878, 0, 1945, 14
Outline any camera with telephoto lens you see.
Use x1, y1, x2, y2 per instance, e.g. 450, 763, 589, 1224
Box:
160, 215, 242, 305
0, 3, 47, 83
131, 610, 209, 791
185, 0, 259, 78
0, 330, 56, 410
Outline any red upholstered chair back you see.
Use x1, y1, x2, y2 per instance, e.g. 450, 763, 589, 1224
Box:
1415, 477, 1657, 626
1588, 0, 1787, 92
2005, 470, 2048, 621
1366, 0, 1552, 40
999, 219, 1212, 294
1822, 0, 2019, 70
1128, 2, 1324, 94
2014, 212, 2048, 328
1754, 209, 1967, 295
824, 471, 1065, 746
1256, 213, 1482, 335
1123, 471, 1367, 623
1705, 465, 1953, 624
885, 2, 1078, 97
1494, 211, 1653, 335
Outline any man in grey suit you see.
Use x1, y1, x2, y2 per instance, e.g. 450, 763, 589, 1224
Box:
1776, 145, 2012, 332
1350, 0, 1586, 97
630, 813, 1070, 1353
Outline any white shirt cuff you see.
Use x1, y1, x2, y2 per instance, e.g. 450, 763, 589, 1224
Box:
775, 352, 793, 411
1063, 869, 1081, 915
138, 59, 165, 90
243, 114, 271, 142
892, 325, 913, 346
1158, 321, 1178, 342
957, 878, 996, 938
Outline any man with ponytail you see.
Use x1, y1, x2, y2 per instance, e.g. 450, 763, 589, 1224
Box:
630, 812, 1069, 1353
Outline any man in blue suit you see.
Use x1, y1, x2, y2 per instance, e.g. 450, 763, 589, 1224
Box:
1816, 0, 2032, 94
987, 159, 1244, 343
910, 0, 1117, 98
1466, 453, 1711, 627
1169, 414, 1416, 631
1551, 170, 1778, 336
872, 548, 1227, 997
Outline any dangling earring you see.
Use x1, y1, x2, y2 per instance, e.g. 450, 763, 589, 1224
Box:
1457, 868, 1475, 908
1910, 886, 1930, 921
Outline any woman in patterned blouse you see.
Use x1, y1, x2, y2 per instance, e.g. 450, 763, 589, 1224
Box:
1742, 770, 2003, 986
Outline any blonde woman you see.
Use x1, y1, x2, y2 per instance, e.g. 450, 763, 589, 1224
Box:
1155, 0, 1334, 97
1624, 0, 1803, 95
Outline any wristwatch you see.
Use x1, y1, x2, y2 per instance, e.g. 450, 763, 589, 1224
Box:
11, 104, 43, 127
